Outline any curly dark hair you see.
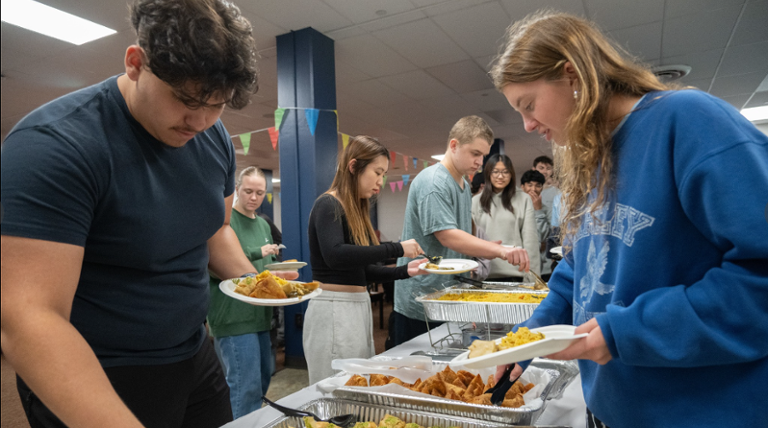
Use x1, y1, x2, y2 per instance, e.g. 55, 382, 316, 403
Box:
129, 0, 259, 109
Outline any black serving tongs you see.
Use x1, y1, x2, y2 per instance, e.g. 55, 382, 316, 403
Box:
484, 363, 518, 406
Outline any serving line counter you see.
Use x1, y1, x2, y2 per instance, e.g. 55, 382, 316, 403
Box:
223, 323, 587, 428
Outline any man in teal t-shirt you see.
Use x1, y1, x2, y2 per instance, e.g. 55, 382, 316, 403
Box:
207, 167, 281, 418
390, 116, 531, 347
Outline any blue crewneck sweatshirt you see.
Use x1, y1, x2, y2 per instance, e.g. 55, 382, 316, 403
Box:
522, 89, 768, 427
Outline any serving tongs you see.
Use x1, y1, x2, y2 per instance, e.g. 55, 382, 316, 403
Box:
526, 271, 550, 291
423, 254, 443, 265
484, 363, 518, 406
262, 397, 356, 427
453, 276, 528, 291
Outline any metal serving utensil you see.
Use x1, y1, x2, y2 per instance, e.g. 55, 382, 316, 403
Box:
262, 397, 356, 427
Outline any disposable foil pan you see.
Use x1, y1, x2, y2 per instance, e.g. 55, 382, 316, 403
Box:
416, 288, 548, 324
259, 398, 550, 428
333, 359, 563, 425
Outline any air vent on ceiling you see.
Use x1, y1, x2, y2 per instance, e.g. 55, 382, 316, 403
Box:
652, 64, 692, 81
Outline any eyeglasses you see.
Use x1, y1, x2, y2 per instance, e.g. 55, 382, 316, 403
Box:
491, 170, 511, 177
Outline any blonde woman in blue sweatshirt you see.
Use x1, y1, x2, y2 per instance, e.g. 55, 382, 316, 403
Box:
490, 11, 768, 428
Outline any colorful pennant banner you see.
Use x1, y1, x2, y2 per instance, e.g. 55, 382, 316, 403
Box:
266, 193, 273, 204
239, 133, 251, 155
341, 133, 350, 149
268, 127, 279, 150
402, 175, 410, 186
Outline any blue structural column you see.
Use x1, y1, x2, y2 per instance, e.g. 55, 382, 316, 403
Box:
276, 28, 337, 368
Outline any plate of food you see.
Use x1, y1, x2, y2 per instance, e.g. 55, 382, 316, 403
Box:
418, 258, 479, 275
219, 270, 321, 306
264, 259, 307, 271
450, 325, 587, 369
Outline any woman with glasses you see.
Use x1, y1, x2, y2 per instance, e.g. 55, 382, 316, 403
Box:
471, 154, 541, 281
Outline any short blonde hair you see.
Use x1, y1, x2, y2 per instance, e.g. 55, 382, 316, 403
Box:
448, 115, 494, 146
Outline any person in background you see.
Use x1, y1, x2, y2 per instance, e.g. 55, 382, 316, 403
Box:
472, 154, 540, 281
520, 169, 551, 275
206, 167, 279, 418
470, 172, 485, 196
303, 136, 427, 384
0, 1, 299, 427
490, 11, 768, 428
533, 155, 560, 276
257, 212, 283, 262
390, 116, 531, 347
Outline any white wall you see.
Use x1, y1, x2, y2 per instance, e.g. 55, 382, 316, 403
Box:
375, 183, 411, 242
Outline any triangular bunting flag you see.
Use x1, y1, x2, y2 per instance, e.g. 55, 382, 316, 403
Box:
239, 133, 251, 155
423, 160, 429, 169
413, 158, 418, 169
402, 174, 410, 186
403, 154, 408, 171
342, 133, 350, 150
268, 127, 279, 150
266, 193, 273, 204
397, 181, 403, 191
274, 108, 286, 131
305, 108, 319, 135
390, 182, 396, 193
390, 150, 397, 167
382, 175, 388, 187
468, 173, 475, 182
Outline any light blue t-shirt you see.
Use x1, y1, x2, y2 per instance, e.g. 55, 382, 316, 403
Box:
394, 163, 472, 320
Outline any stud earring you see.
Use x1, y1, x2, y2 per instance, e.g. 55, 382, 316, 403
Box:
573, 90, 579, 99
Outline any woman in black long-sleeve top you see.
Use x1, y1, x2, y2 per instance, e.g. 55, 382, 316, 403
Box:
303, 135, 426, 384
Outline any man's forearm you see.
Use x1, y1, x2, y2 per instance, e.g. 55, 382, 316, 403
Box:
1, 314, 143, 428
207, 225, 256, 279
434, 229, 504, 259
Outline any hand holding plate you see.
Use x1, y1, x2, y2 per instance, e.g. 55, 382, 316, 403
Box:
545, 318, 612, 364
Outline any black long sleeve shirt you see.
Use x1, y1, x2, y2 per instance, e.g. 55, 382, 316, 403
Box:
308, 194, 409, 287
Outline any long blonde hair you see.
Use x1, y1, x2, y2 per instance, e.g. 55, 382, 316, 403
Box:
327, 136, 388, 246
490, 10, 671, 247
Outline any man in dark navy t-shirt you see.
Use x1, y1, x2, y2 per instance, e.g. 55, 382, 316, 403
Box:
0, 1, 296, 427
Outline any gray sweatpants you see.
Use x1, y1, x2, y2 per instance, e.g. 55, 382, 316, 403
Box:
303, 290, 375, 385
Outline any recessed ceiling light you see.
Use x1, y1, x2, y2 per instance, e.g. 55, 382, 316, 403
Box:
1, 0, 116, 45
431, 154, 445, 161
741, 105, 768, 123
272, 178, 281, 184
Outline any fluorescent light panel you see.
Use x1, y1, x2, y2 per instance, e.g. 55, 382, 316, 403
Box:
431, 154, 445, 161
741, 105, 768, 123
1, 0, 116, 45
272, 178, 281, 183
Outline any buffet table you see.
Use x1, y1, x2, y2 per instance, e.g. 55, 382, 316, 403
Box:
223, 323, 587, 428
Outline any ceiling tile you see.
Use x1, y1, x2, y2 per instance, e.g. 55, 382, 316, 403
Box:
717, 42, 768, 77
483, 107, 523, 125
584, 0, 665, 31
718, 93, 753, 110
343, 78, 414, 107
729, 1, 768, 46
660, 48, 724, 81
323, 0, 417, 24
607, 21, 663, 61
1, 23, 74, 61
335, 34, 417, 77
710, 70, 766, 97
359, 10, 429, 32
500, 0, 587, 20
373, 19, 469, 68
379, 70, 454, 100
744, 90, 768, 108
461, 88, 510, 111
432, 2, 513, 58
426, 60, 495, 93
681, 78, 715, 92
662, 5, 742, 57
417, 0, 493, 17
238, 12, 288, 50
335, 59, 373, 84
237, 0, 353, 33
664, 0, 746, 19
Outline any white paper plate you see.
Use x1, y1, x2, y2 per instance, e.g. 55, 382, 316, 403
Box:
418, 259, 479, 275
450, 325, 587, 369
219, 279, 321, 306
550, 246, 563, 256
264, 261, 307, 271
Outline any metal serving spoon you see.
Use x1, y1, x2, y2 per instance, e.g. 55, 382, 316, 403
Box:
262, 397, 356, 427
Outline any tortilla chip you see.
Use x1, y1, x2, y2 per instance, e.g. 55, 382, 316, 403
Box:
370, 374, 389, 386
344, 374, 368, 387
502, 394, 525, 408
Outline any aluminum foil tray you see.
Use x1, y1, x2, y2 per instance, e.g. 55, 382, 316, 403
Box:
416, 288, 548, 324
259, 398, 528, 428
333, 359, 565, 425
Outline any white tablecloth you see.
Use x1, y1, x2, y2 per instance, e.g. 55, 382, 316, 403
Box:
222, 324, 586, 428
